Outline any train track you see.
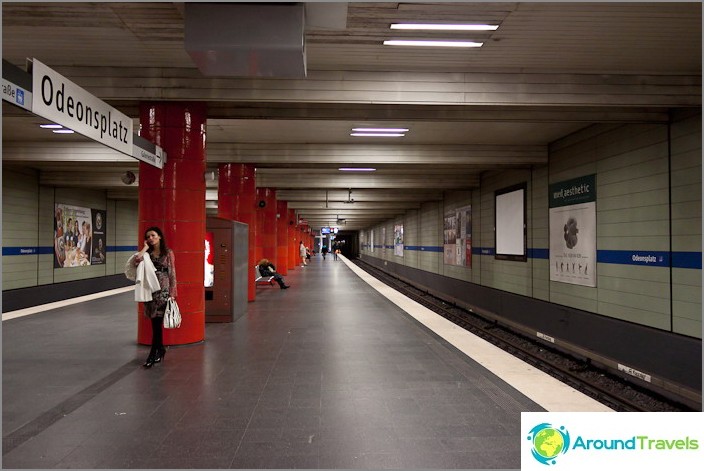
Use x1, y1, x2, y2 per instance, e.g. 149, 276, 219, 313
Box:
353, 259, 693, 412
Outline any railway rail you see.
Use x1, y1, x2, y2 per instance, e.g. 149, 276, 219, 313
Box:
353, 259, 694, 412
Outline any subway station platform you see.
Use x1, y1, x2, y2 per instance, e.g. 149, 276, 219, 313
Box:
2, 254, 610, 469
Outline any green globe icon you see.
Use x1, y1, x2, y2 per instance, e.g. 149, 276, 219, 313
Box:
534, 428, 564, 459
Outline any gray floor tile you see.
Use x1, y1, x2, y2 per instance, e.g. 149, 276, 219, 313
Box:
2, 256, 541, 469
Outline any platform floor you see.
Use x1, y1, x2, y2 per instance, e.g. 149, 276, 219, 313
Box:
2, 254, 610, 469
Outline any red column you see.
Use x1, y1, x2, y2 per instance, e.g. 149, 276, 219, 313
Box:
217, 163, 257, 302
288, 208, 297, 271
256, 187, 277, 264
138, 102, 206, 346
276, 200, 289, 275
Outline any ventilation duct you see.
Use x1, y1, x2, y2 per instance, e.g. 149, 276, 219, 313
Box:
185, 3, 306, 78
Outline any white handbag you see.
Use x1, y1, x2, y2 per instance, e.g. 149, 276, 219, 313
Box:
163, 297, 182, 329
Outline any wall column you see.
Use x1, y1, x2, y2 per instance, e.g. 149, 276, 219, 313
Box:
137, 102, 206, 345
217, 163, 257, 302
288, 208, 297, 271
256, 187, 277, 265
276, 200, 289, 275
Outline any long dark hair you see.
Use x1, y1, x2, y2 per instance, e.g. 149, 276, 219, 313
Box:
144, 226, 169, 254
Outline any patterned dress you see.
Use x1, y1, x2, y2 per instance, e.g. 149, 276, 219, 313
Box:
143, 249, 178, 319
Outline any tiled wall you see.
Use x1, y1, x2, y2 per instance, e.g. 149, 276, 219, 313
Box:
670, 111, 702, 335
2, 167, 139, 291
360, 114, 702, 339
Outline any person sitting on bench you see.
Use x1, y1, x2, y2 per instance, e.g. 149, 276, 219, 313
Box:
257, 259, 290, 289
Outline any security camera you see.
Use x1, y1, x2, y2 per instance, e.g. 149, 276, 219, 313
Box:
121, 171, 136, 185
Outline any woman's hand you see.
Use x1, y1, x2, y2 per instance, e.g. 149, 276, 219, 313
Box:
134, 241, 149, 264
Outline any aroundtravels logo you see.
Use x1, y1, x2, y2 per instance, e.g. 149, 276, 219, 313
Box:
527, 423, 571, 465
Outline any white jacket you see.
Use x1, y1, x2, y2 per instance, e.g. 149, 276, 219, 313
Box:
134, 254, 161, 302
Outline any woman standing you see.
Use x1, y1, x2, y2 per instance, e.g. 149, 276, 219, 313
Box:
134, 226, 178, 368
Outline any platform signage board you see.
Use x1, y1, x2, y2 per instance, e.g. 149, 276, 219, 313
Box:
31, 58, 133, 157
2, 78, 32, 111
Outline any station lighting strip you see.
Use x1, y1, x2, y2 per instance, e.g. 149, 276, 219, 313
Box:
384, 23, 498, 48
40, 123, 74, 134
383, 40, 483, 48
350, 127, 409, 137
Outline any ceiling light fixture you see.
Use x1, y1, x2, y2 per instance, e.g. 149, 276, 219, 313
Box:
352, 127, 409, 133
383, 40, 483, 48
39, 124, 63, 129
52, 129, 75, 134
390, 23, 498, 31
338, 167, 376, 172
350, 133, 405, 137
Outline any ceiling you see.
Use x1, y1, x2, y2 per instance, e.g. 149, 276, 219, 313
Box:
2, 2, 701, 231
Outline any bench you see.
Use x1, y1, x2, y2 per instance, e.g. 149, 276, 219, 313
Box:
254, 265, 275, 287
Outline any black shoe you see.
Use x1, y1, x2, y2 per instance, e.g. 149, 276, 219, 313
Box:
154, 347, 166, 363
143, 356, 155, 368
281, 285, 290, 289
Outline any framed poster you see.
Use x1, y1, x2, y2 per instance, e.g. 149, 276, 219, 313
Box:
54, 203, 106, 268
394, 224, 404, 256
549, 175, 597, 287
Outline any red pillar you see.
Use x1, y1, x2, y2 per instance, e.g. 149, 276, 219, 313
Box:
288, 208, 297, 271
276, 200, 289, 275
217, 163, 257, 302
138, 102, 206, 346
256, 187, 277, 264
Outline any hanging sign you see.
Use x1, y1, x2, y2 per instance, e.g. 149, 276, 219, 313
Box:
31, 58, 133, 157
2, 59, 33, 111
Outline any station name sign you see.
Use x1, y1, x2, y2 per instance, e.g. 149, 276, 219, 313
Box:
31, 59, 134, 157
2, 78, 32, 111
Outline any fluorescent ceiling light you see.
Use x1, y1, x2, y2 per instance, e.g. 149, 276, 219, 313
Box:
338, 167, 376, 172
352, 128, 409, 133
391, 23, 498, 31
52, 129, 75, 134
350, 133, 405, 137
40, 124, 63, 129
384, 40, 483, 48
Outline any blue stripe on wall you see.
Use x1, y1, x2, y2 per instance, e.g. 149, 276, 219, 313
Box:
671, 252, 702, 269
597, 250, 670, 267
110, 246, 139, 252
528, 248, 549, 259
3, 246, 137, 256
403, 246, 443, 252
6, 244, 701, 270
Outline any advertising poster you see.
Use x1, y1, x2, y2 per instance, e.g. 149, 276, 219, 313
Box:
91, 209, 107, 265
549, 175, 596, 287
443, 210, 457, 264
444, 205, 472, 267
205, 231, 214, 287
54, 203, 105, 268
381, 227, 386, 252
394, 224, 404, 256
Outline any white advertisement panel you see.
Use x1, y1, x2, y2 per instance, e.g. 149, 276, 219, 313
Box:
496, 187, 525, 257
32, 59, 133, 156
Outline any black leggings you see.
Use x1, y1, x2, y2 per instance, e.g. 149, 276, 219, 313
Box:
150, 316, 164, 353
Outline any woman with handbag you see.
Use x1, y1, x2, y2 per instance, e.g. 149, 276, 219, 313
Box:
133, 226, 178, 368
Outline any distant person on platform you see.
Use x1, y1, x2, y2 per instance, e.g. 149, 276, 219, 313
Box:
299, 241, 307, 267
321, 245, 329, 260
257, 259, 290, 289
